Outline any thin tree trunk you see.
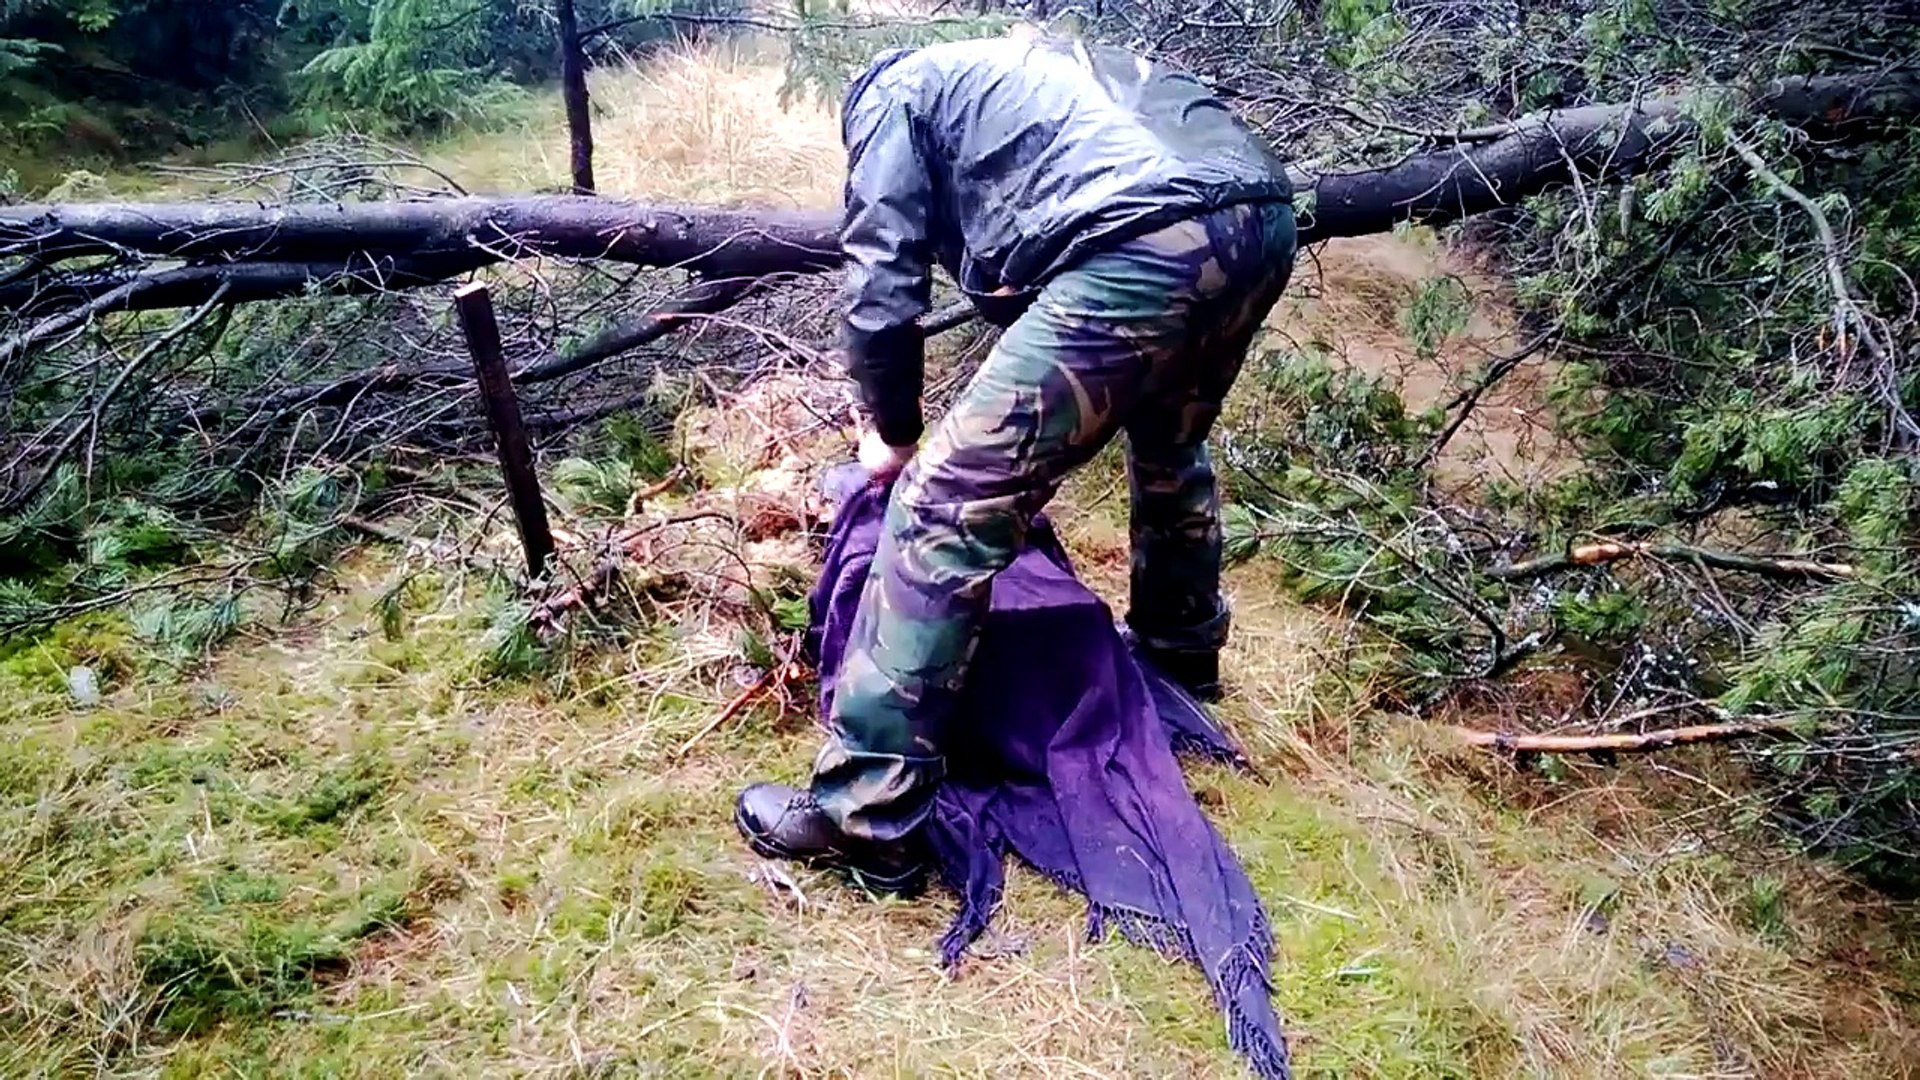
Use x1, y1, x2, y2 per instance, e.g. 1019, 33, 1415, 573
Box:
555, 0, 596, 196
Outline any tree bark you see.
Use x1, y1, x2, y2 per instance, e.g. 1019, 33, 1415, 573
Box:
0, 199, 840, 276
1297, 72, 1920, 241
555, 0, 596, 196
2, 72, 1914, 316
456, 282, 556, 578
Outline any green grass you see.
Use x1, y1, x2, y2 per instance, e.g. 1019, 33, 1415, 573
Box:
4, 493, 1918, 1077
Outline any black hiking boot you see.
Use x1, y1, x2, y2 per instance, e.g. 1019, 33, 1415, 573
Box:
734, 783, 929, 897
1144, 645, 1221, 699
1144, 647, 1222, 703
1119, 623, 1224, 702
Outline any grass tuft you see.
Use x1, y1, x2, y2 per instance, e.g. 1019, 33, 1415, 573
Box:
135, 914, 350, 1035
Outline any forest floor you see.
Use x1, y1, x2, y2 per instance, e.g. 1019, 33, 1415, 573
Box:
5, 41, 1920, 1079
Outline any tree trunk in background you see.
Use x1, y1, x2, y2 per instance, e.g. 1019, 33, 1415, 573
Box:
556, 0, 595, 196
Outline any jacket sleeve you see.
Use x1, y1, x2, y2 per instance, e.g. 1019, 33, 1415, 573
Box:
839, 79, 933, 448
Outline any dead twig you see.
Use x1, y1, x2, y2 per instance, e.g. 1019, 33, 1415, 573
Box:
382, 462, 492, 512
339, 514, 416, 546
674, 652, 803, 759
5, 283, 233, 510
1416, 325, 1562, 468
528, 510, 734, 638
624, 468, 686, 519
0, 273, 150, 372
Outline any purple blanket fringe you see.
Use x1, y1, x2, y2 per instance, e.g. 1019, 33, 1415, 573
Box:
806, 464, 1290, 1080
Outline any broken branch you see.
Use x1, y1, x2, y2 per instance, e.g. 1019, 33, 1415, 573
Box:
1450, 717, 1807, 755
1488, 541, 1855, 582
5, 283, 233, 510
1415, 326, 1561, 468
674, 655, 803, 758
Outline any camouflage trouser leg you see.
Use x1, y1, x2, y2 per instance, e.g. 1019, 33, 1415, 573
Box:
1122, 247, 1297, 659
813, 201, 1298, 842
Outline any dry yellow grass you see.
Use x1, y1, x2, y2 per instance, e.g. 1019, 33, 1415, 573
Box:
433, 39, 846, 209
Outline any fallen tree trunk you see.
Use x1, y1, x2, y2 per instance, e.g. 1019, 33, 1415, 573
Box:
1299, 71, 1920, 241
0, 252, 496, 325
0, 199, 841, 278
2, 73, 1913, 317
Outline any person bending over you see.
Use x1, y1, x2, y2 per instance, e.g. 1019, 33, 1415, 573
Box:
736, 28, 1299, 895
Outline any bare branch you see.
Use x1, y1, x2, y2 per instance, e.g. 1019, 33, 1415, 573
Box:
6, 284, 233, 510
1451, 717, 1810, 756
1727, 133, 1920, 447
1487, 540, 1857, 582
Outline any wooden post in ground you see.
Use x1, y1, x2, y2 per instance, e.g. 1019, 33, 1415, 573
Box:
454, 282, 555, 579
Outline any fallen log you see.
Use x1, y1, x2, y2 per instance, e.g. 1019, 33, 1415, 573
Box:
2, 73, 1913, 316
1298, 71, 1920, 241
0, 252, 494, 331
0, 198, 841, 277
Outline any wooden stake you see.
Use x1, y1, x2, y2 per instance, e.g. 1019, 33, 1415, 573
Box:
454, 283, 555, 579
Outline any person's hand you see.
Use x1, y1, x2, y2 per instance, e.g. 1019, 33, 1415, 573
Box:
858, 429, 915, 482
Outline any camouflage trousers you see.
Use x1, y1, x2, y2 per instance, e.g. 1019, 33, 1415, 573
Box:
814, 200, 1298, 842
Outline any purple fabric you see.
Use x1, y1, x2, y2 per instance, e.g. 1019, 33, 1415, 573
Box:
807, 464, 1289, 1080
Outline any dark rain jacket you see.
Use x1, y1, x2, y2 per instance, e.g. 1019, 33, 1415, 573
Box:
838, 34, 1294, 446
